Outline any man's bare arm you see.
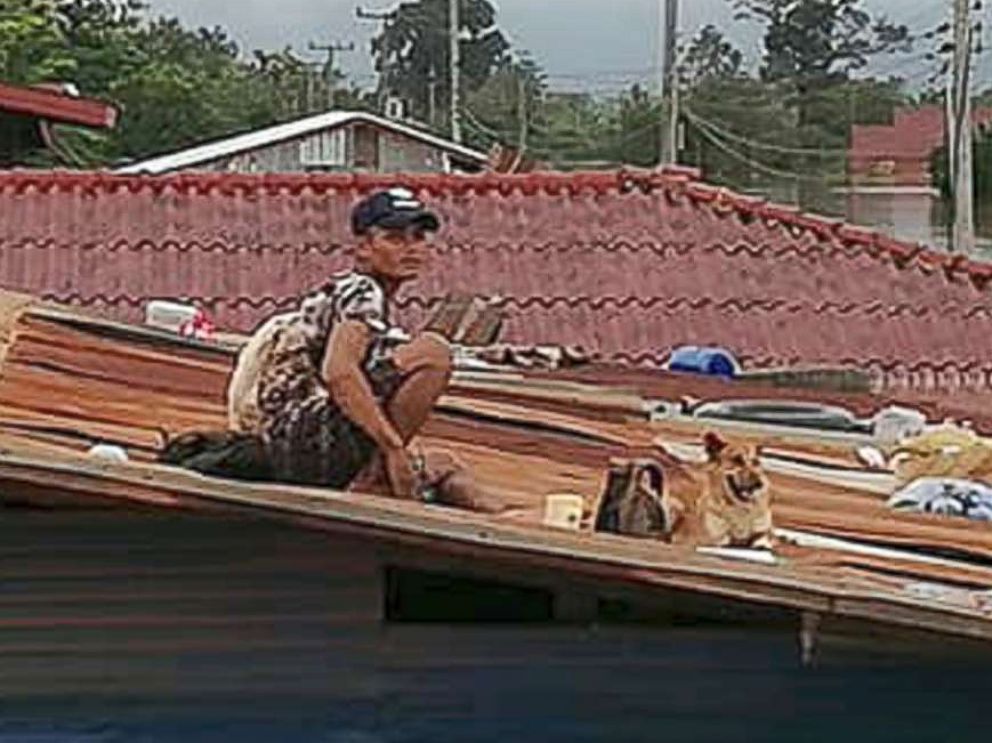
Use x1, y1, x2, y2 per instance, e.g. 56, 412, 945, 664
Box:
322, 319, 403, 454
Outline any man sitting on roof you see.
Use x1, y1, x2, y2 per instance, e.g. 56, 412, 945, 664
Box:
226, 188, 454, 500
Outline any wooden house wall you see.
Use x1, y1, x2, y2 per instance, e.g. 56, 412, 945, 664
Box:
1, 508, 990, 742
377, 128, 447, 172
196, 124, 447, 174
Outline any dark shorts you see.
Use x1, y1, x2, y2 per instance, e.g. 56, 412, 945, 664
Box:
262, 358, 404, 489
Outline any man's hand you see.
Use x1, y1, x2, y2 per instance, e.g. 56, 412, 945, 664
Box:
383, 444, 417, 499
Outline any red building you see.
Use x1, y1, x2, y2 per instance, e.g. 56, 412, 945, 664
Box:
848, 105, 992, 190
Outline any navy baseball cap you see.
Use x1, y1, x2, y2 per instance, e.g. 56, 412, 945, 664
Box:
351, 187, 441, 236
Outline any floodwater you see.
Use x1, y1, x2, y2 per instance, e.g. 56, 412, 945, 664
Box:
1, 510, 990, 742
754, 185, 992, 255
841, 192, 992, 254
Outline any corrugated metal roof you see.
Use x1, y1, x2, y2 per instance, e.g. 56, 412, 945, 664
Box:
114, 110, 489, 175
1, 169, 991, 390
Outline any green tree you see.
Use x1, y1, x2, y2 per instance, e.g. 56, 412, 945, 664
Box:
371, 0, 512, 131
732, 0, 911, 130
93, 18, 272, 159
0, 0, 371, 166
0, 0, 75, 83
608, 85, 659, 168
506, 91, 614, 168
679, 25, 792, 185
462, 54, 544, 150
682, 24, 745, 87
932, 129, 992, 202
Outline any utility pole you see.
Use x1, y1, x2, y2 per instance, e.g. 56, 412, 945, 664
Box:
308, 40, 355, 110
518, 74, 528, 152
450, 0, 462, 143
428, 64, 438, 129
356, 6, 395, 115
950, 0, 975, 253
668, 61, 681, 166
658, 0, 679, 168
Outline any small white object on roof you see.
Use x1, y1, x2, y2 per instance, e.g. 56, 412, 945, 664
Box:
696, 547, 778, 566
87, 444, 129, 463
872, 405, 927, 445
543, 493, 585, 531
855, 445, 888, 470
146, 300, 199, 333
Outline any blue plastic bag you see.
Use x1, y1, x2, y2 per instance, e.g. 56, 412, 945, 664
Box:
667, 346, 740, 379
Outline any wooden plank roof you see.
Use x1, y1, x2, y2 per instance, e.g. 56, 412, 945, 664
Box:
0, 294, 990, 641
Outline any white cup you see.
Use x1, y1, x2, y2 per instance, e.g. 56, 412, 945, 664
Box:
543, 494, 585, 531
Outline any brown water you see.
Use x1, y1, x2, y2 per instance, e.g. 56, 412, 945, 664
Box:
841, 193, 992, 255
2, 510, 990, 742
752, 184, 992, 256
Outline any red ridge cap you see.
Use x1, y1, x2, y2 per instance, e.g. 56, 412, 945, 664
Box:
834, 223, 877, 247
659, 164, 702, 181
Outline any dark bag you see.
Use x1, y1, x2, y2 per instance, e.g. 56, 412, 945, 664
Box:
159, 430, 274, 483
594, 458, 671, 539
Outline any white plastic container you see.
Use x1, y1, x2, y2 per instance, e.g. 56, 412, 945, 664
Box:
872, 405, 927, 446
146, 300, 199, 333
543, 494, 585, 531
87, 444, 129, 464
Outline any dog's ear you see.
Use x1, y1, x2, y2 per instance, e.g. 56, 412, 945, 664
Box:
703, 431, 728, 461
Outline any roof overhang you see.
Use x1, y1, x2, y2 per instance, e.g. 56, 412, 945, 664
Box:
0, 82, 118, 129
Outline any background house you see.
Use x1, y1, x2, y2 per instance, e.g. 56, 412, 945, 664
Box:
848, 106, 992, 191
115, 110, 489, 175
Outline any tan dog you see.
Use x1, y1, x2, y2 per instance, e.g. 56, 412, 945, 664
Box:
665, 432, 774, 549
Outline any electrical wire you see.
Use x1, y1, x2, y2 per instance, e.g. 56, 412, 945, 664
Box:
683, 108, 847, 157
687, 118, 844, 183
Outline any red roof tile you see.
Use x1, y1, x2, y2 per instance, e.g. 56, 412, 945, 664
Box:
1, 169, 991, 392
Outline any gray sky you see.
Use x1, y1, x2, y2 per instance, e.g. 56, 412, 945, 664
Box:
145, 0, 952, 93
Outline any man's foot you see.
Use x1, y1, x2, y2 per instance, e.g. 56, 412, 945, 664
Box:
348, 455, 392, 496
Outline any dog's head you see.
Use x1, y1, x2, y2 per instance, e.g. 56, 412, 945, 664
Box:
702, 432, 769, 505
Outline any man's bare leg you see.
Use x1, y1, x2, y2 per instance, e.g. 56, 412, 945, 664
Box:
386, 333, 453, 442
349, 333, 452, 493
348, 334, 516, 513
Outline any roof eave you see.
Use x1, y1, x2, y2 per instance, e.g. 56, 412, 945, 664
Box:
0, 82, 118, 129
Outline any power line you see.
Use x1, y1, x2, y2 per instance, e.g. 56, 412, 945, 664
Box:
687, 118, 843, 183
684, 108, 847, 157
462, 104, 666, 155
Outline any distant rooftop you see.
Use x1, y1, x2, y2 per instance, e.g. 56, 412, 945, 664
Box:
115, 110, 490, 175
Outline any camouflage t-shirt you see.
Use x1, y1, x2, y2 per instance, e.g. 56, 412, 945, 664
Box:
227, 272, 406, 434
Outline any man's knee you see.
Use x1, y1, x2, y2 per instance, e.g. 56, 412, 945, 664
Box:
419, 332, 454, 374
398, 332, 453, 375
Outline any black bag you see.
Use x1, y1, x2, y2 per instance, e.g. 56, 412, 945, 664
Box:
594, 458, 670, 539
159, 430, 274, 483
